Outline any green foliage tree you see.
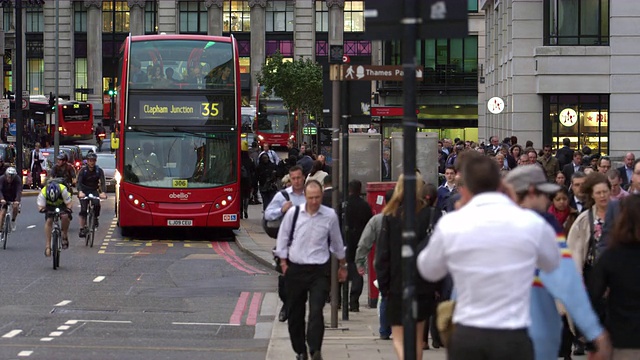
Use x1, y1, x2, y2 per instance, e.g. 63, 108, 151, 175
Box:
257, 51, 323, 121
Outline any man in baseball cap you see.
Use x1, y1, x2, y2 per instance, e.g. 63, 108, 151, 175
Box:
504, 164, 562, 202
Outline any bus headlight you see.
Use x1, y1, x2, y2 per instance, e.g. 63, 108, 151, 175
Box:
114, 169, 122, 183
289, 134, 295, 140
258, 134, 264, 141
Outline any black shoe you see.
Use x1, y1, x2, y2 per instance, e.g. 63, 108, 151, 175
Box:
79, 228, 86, 238
432, 340, 442, 349
255, 200, 262, 205
573, 343, 585, 356
278, 308, 288, 322
310, 351, 322, 360
379, 334, 391, 340
349, 307, 359, 312
95, 218, 99, 228
295, 354, 308, 360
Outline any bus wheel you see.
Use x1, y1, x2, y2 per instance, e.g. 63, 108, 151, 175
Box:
120, 227, 132, 238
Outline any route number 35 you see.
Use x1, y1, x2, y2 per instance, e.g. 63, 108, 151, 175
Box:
201, 102, 220, 117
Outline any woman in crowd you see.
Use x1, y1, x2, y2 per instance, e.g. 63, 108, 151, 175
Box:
306, 160, 328, 186
588, 194, 640, 358
375, 173, 441, 360
555, 171, 567, 187
508, 144, 523, 169
255, 153, 278, 210
567, 172, 611, 273
548, 186, 579, 238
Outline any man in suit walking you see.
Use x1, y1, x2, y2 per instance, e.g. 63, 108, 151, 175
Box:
382, 150, 391, 180
555, 138, 574, 169
561, 151, 584, 187
617, 152, 635, 190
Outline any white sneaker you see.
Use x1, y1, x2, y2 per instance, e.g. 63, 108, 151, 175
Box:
10, 222, 16, 232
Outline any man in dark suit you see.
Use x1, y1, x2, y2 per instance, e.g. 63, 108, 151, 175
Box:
485, 135, 500, 155
382, 149, 391, 180
567, 171, 587, 213
617, 152, 636, 190
322, 174, 333, 208
561, 151, 584, 187
555, 137, 574, 169
601, 158, 640, 253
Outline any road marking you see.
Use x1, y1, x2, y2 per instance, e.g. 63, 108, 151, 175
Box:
254, 322, 273, 339
172, 322, 240, 326
229, 292, 250, 325
2, 329, 22, 338
212, 242, 265, 275
49, 331, 63, 337
260, 292, 278, 317
93, 276, 106, 283
54, 300, 72, 306
65, 320, 78, 325
69, 320, 132, 324
27, 225, 36, 229
246, 292, 263, 326
40, 337, 53, 342
57, 325, 70, 330
17, 350, 33, 356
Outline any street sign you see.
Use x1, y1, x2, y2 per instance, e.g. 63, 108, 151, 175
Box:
21, 90, 29, 110
0, 99, 9, 118
342, 65, 424, 81
371, 106, 420, 117
303, 126, 317, 135
8, 122, 16, 136
329, 45, 344, 64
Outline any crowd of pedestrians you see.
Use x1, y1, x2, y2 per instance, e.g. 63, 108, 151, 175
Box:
247, 136, 639, 360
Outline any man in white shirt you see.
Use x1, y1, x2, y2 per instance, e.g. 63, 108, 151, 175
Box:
259, 142, 280, 165
417, 155, 560, 360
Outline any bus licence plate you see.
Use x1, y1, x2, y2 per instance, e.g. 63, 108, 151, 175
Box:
167, 220, 193, 226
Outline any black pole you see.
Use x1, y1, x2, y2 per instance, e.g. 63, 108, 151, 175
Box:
14, 0, 23, 176
340, 80, 350, 321
111, 0, 116, 130
401, 0, 419, 358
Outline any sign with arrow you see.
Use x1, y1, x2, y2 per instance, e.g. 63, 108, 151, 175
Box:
342, 65, 424, 81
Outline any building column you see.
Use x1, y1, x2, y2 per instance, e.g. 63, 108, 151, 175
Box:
205, 0, 224, 36
249, 0, 266, 104
84, 0, 103, 117
294, 0, 315, 60
128, 0, 145, 36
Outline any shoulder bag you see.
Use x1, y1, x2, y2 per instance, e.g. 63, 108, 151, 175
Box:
273, 205, 300, 274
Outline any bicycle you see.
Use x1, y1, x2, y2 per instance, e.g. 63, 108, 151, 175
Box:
0, 201, 14, 250
80, 194, 100, 248
41, 207, 63, 270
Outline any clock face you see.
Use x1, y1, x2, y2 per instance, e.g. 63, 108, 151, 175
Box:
487, 97, 505, 114
559, 108, 578, 127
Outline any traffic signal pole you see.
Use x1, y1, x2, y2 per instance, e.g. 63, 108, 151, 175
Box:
14, 0, 23, 175
54, 0, 60, 156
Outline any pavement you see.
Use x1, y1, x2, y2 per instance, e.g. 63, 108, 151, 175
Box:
235, 202, 449, 360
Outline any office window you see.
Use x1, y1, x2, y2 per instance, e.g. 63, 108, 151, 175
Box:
179, 1, 207, 33
75, 58, 88, 100
468, 0, 478, 12
26, 6, 44, 33
315, 1, 328, 32
74, 1, 87, 33
3, 10, 10, 32
145, 1, 157, 34
546, 0, 609, 45
223, 1, 251, 33
103, 1, 130, 33
266, 1, 294, 32
344, 1, 364, 32
544, 94, 609, 154
26, 59, 43, 95
266, 40, 293, 57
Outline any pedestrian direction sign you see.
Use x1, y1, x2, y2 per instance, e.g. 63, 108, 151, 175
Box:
342, 65, 424, 81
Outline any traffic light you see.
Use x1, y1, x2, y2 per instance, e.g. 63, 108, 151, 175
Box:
108, 82, 117, 97
48, 91, 55, 111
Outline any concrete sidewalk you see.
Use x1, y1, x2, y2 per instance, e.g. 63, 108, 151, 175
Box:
235, 202, 448, 360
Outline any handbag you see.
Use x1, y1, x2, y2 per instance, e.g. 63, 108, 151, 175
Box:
436, 300, 456, 348
273, 205, 300, 273
262, 190, 290, 238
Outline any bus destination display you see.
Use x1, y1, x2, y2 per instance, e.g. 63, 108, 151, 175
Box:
138, 100, 224, 120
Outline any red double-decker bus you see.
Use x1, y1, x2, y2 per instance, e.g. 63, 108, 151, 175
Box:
114, 34, 241, 234
29, 97, 94, 143
255, 86, 295, 148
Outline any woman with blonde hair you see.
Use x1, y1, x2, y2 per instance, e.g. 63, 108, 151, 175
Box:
375, 172, 441, 360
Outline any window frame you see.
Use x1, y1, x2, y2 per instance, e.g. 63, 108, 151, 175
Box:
145, 1, 157, 34
544, 0, 609, 46
266, 0, 294, 32
26, 5, 44, 33
102, 0, 130, 33
26, 58, 43, 95
74, 1, 88, 33
223, 0, 251, 33
179, 0, 207, 34
343, 1, 364, 33
315, 1, 328, 32
74, 58, 88, 101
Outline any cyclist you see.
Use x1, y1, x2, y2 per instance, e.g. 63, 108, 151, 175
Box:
37, 180, 72, 256
0, 167, 22, 233
95, 123, 106, 151
77, 152, 107, 238
48, 153, 76, 191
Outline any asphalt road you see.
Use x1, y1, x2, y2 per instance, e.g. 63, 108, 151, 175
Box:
0, 191, 278, 359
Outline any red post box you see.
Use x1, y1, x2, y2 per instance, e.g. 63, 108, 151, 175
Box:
365, 181, 396, 308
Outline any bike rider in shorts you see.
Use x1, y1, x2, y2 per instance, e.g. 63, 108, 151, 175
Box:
77, 152, 107, 237
37, 181, 72, 257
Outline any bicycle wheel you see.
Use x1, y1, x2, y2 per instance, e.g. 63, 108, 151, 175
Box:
52, 230, 59, 270
85, 211, 93, 247
89, 211, 96, 248
2, 214, 9, 250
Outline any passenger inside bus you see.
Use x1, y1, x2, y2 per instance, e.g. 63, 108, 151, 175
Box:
131, 142, 164, 181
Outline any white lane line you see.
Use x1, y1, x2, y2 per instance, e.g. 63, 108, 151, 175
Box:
2, 329, 22, 338
57, 325, 70, 330
49, 331, 63, 337
17, 350, 33, 356
40, 337, 53, 342
65, 320, 78, 325
93, 276, 106, 283
27, 225, 36, 229
75, 320, 132, 324
54, 300, 72, 307
172, 322, 240, 326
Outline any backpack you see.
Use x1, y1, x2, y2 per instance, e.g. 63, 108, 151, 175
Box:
262, 189, 290, 238
241, 164, 250, 180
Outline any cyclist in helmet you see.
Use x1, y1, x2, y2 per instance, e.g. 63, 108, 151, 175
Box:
0, 167, 22, 233
49, 152, 76, 192
77, 152, 107, 238
37, 180, 72, 257
0, 156, 9, 177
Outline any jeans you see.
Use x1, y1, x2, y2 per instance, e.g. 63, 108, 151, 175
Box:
379, 296, 391, 337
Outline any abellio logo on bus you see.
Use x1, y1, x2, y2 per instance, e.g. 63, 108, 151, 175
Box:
169, 192, 191, 200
